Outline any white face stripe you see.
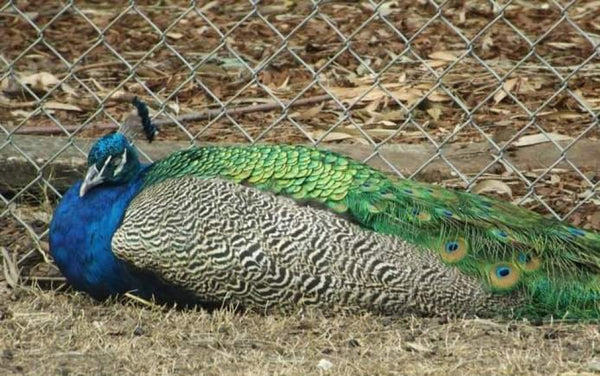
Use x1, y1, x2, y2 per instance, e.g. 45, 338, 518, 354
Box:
113, 149, 128, 176
99, 155, 112, 176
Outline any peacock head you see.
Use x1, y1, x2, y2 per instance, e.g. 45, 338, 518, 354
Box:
79, 133, 140, 197
79, 98, 157, 197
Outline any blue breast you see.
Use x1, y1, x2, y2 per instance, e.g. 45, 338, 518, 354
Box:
49, 174, 200, 305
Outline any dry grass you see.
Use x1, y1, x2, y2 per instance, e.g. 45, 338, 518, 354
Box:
1, 287, 600, 376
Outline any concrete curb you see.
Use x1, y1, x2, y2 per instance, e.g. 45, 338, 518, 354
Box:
1, 135, 599, 194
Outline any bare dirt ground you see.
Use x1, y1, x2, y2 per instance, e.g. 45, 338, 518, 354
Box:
2, 1, 600, 375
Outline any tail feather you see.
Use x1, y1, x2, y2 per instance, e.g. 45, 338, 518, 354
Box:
344, 175, 600, 317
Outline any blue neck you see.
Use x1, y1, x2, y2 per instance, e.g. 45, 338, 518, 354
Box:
49, 170, 199, 305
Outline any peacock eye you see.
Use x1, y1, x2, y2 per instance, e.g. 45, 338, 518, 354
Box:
496, 266, 511, 278
517, 253, 531, 264
439, 238, 467, 263
488, 263, 520, 290
445, 241, 459, 253
112, 157, 122, 166
516, 251, 541, 273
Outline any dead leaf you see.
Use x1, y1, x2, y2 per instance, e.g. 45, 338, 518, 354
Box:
291, 103, 324, 121
166, 32, 184, 40
378, 1, 399, 16
493, 78, 519, 104
427, 60, 450, 68
167, 101, 180, 115
307, 131, 354, 142
366, 128, 398, 138
391, 90, 421, 105
427, 91, 450, 102
573, 89, 594, 112
61, 82, 77, 96
328, 86, 380, 101
328, 85, 421, 105
377, 120, 397, 127
200, 1, 220, 12
429, 51, 458, 61
458, 9, 466, 24
21, 72, 60, 93
513, 132, 572, 147
516, 78, 536, 94
539, 111, 583, 121
380, 109, 406, 121
43, 101, 82, 112
472, 179, 513, 198
481, 35, 494, 53
547, 42, 577, 50
428, 51, 458, 67
489, 108, 511, 115
24, 12, 39, 21
278, 75, 290, 90
426, 106, 442, 121
356, 61, 372, 76
365, 98, 381, 113
11, 110, 32, 118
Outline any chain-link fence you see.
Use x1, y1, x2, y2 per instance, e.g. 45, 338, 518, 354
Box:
1, 0, 600, 280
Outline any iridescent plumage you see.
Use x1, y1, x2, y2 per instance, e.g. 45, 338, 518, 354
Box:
49, 100, 600, 319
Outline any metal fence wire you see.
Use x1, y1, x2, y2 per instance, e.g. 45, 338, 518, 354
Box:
1, 1, 600, 274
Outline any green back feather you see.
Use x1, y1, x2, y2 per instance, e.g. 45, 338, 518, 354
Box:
143, 144, 600, 319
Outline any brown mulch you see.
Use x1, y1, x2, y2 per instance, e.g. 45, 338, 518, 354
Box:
1, 0, 598, 145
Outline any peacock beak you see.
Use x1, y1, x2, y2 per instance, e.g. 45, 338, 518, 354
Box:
79, 165, 103, 197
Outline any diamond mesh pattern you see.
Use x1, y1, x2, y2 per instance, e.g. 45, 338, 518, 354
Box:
1, 1, 599, 271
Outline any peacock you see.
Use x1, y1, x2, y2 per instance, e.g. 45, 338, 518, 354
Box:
49, 98, 600, 319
